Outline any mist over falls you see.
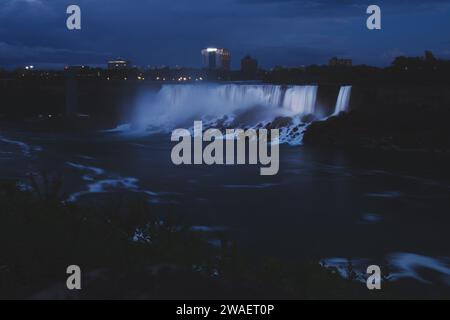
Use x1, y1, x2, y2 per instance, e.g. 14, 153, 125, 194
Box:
123, 84, 352, 145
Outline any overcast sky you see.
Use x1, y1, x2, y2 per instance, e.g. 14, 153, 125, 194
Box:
1, 0, 450, 69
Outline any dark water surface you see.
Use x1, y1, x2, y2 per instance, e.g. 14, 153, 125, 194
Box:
1, 129, 450, 286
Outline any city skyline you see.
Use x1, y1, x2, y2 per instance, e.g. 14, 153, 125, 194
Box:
1, 0, 450, 69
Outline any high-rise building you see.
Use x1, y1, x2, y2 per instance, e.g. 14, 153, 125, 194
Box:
201, 48, 231, 71
241, 55, 258, 78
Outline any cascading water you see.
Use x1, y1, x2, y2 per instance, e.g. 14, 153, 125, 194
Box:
117, 83, 351, 145
130, 84, 319, 133
333, 86, 352, 115
216, 84, 284, 108
283, 85, 318, 115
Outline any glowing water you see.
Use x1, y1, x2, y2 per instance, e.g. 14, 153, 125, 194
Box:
283, 85, 318, 115
131, 84, 318, 132
118, 83, 352, 145
333, 85, 352, 115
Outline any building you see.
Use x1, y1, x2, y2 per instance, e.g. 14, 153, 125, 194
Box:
64, 65, 89, 73
107, 58, 131, 70
201, 48, 231, 71
241, 55, 258, 78
329, 57, 353, 67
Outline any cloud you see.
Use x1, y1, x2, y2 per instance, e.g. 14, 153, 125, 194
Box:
237, 0, 450, 17
1, 0, 46, 12
0, 0, 450, 68
253, 45, 344, 66
0, 41, 111, 66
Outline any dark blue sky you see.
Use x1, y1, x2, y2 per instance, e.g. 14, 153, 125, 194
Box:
1, 0, 450, 69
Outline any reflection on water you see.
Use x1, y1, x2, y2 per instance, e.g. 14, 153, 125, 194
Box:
1, 130, 450, 287
321, 253, 450, 286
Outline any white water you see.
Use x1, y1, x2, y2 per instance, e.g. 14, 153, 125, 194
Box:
321, 253, 450, 286
65, 161, 166, 203
115, 84, 352, 145
0, 135, 42, 157
130, 84, 318, 132
283, 85, 318, 115
333, 85, 352, 115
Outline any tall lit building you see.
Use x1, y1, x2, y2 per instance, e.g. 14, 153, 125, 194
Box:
201, 48, 231, 71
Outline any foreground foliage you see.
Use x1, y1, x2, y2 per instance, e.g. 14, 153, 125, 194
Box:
0, 176, 446, 299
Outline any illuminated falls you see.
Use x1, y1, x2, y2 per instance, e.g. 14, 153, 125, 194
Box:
333, 86, 352, 116
125, 84, 351, 145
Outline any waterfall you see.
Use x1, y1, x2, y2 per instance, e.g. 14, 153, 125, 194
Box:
333, 86, 352, 115
130, 84, 319, 132
112, 83, 353, 145
154, 84, 318, 115
217, 84, 284, 108
283, 85, 318, 115
215, 84, 318, 115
